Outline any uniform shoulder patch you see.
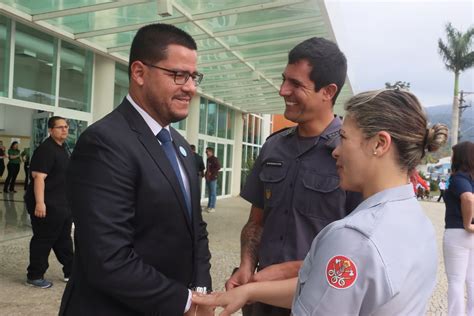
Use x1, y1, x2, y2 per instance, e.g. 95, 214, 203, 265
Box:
325, 255, 357, 289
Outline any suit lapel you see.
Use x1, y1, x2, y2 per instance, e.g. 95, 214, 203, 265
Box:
117, 101, 193, 232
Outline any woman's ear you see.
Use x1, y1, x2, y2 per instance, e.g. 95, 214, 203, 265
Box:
372, 131, 392, 156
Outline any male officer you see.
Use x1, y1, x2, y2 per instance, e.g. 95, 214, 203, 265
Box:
225, 37, 361, 316
59, 24, 212, 316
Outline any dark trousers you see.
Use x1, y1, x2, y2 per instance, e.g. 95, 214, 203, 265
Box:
437, 189, 445, 202
243, 303, 291, 316
23, 163, 29, 190
0, 159, 4, 177
4, 163, 20, 192
27, 205, 74, 280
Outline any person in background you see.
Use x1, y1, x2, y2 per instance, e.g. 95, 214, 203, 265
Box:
205, 147, 220, 213
191, 144, 205, 196
438, 178, 447, 202
3, 141, 21, 193
21, 147, 30, 191
193, 89, 448, 315
24, 116, 73, 288
0, 140, 5, 179
443, 141, 474, 316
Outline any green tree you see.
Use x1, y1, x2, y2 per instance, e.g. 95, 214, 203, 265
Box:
385, 81, 410, 91
438, 22, 474, 145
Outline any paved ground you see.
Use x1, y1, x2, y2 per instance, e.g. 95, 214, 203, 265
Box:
0, 195, 451, 315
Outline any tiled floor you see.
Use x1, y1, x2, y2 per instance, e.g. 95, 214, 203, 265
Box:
0, 189, 32, 242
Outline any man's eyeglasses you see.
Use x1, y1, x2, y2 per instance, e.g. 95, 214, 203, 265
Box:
142, 62, 203, 86
52, 125, 69, 130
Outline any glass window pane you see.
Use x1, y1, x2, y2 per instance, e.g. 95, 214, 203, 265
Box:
242, 114, 248, 143
247, 115, 254, 143
217, 104, 227, 138
217, 171, 223, 196
59, 41, 93, 112
171, 118, 186, 131
199, 97, 206, 134
65, 118, 88, 151
207, 101, 217, 136
225, 171, 231, 195
241, 145, 246, 168
13, 23, 55, 105
227, 109, 234, 139
254, 118, 261, 145
198, 139, 205, 157
217, 143, 225, 169
114, 62, 128, 107
226, 144, 233, 168
0, 16, 9, 97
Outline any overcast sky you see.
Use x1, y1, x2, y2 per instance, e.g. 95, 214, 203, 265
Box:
325, 0, 474, 107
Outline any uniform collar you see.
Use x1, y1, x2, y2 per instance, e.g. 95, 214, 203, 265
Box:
350, 184, 415, 215
126, 94, 171, 141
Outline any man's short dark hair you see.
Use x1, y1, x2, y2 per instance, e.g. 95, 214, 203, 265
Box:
48, 116, 66, 129
128, 23, 197, 78
205, 147, 214, 154
190, 145, 196, 150
288, 37, 347, 104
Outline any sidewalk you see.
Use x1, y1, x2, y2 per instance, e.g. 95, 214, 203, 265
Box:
0, 196, 450, 315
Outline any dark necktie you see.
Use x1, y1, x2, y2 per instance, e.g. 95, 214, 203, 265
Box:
156, 129, 192, 219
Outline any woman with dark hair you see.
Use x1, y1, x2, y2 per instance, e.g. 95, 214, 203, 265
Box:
443, 141, 474, 316
193, 89, 448, 315
3, 141, 21, 193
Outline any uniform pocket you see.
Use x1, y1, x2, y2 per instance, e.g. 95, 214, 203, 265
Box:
259, 163, 288, 207
295, 171, 344, 221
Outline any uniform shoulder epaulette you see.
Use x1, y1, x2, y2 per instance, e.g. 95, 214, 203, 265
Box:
266, 126, 296, 140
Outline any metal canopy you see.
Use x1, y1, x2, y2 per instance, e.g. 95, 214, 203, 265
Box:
0, 0, 353, 114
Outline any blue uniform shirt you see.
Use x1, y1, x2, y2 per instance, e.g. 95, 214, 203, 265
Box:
292, 184, 437, 315
241, 117, 361, 269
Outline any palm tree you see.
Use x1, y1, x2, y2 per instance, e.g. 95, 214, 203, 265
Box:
438, 22, 474, 145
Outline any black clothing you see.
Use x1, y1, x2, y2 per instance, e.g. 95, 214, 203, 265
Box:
193, 152, 205, 176
25, 136, 73, 280
4, 163, 20, 192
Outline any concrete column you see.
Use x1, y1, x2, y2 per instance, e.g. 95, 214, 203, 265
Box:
92, 54, 115, 122
186, 95, 200, 145
262, 114, 272, 140
231, 110, 244, 196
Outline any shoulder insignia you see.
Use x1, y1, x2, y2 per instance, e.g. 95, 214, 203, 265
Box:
326, 255, 357, 289
266, 126, 296, 140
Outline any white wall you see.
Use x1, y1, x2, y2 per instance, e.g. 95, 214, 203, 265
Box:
0, 104, 33, 137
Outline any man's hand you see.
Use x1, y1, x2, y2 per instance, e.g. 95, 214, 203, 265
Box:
34, 202, 47, 218
251, 261, 302, 283
225, 267, 253, 291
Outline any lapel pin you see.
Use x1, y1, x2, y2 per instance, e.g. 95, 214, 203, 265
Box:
179, 146, 187, 157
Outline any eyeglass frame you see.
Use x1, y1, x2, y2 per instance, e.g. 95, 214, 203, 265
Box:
141, 61, 203, 86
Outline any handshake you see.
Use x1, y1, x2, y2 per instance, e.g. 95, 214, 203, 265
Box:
186, 286, 251, 316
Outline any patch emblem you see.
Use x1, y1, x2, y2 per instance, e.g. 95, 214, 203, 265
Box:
265, 188, 271, 200
179, 146, 187, 157
326, 255, 357, 289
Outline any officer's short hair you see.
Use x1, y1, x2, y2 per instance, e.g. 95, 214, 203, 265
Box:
288, 37, 347, 105
128, 23, 197, 78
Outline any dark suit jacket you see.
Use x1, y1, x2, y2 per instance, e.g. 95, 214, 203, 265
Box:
59, 99, 212, 316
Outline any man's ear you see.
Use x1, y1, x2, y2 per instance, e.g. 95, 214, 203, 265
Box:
322, 84, 338, 102
130, 61, 146, 86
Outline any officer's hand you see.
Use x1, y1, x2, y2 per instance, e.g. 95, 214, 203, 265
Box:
225, 267, 253, 291
251, 261, 302, 283
34, 202, 47, 218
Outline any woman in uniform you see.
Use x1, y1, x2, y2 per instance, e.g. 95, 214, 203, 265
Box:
193, 89, 448, 315
443, 141, 474, 316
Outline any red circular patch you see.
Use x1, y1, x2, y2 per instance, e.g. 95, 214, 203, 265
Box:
325, 255, 357, 289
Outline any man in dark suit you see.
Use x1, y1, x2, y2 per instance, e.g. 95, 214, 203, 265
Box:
59, 23, 213, 316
